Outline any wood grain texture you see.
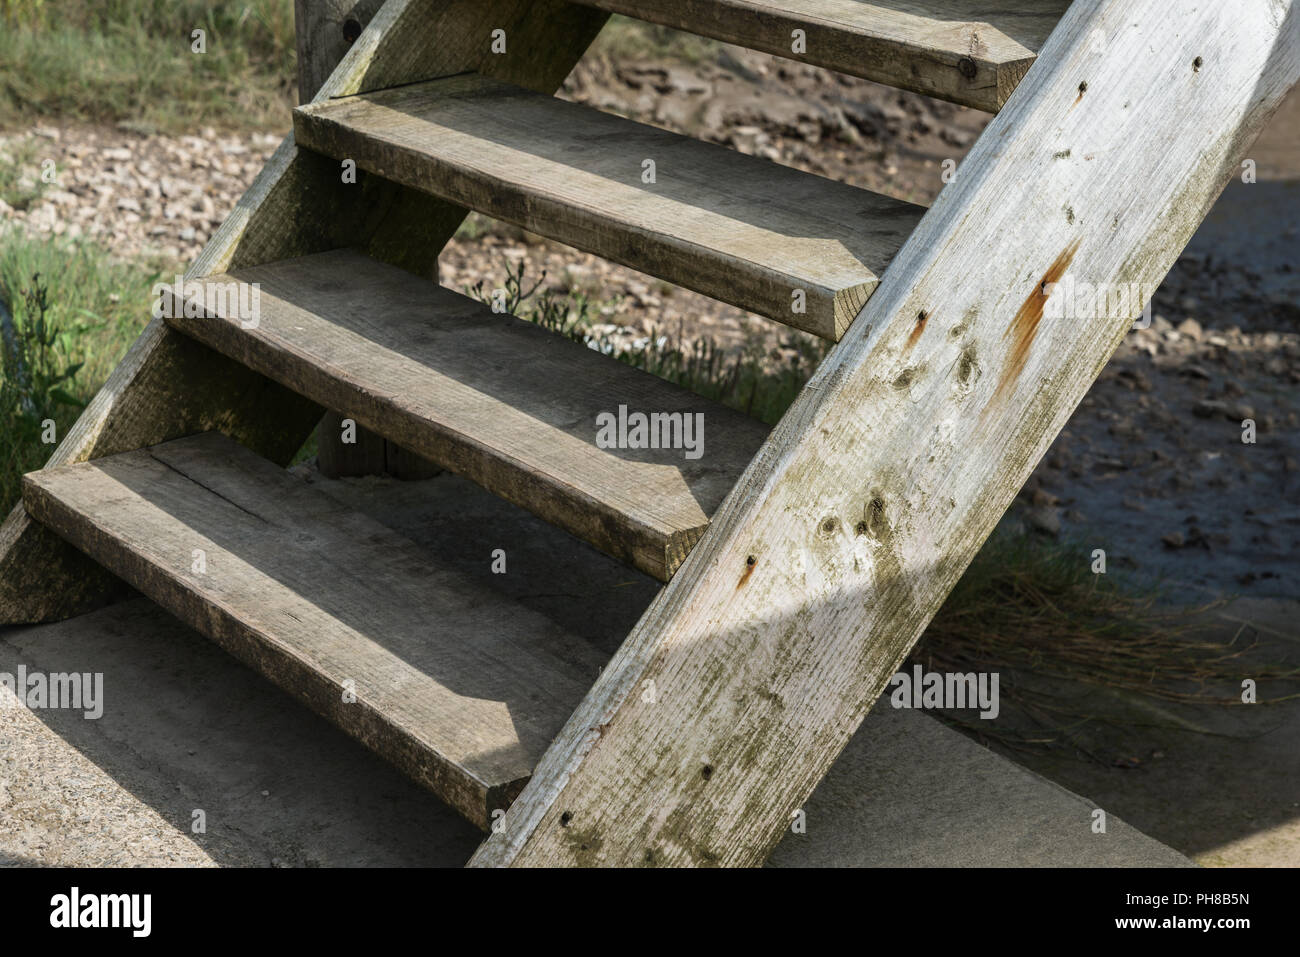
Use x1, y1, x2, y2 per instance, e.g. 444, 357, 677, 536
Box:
294, 0, 386, 102
471, 0, 1300, 867
296, 0, 395, 480
0, 0, 608, 624
165, 249, 769, 580
583, 0, 1070, 112
22, 432, 606, 829
294, 74, 924, 340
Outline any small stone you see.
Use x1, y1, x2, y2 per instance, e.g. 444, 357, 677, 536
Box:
1025, 505, 1061, 536
1192, 399, 1228, 418
1030, 488, 1059, 507
1161, 531, 1185, 549
1176, 317, 1203, 340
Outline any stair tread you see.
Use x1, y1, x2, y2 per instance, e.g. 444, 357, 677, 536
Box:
164, 249, 769, 581
22, 432, 607, 830
582, 0, 1069, 112
293, 73, 924, 340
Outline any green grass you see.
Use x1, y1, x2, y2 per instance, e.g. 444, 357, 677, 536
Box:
0, 6, 714, 137
0, 0, 296, 134
0, 228, 162, 511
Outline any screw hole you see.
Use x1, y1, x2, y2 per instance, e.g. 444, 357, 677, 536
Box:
1192, 56, 1203, 72
746, 554, 756, 566
1078, 80, 1088, 94
342, 18, 363, 43
701, 764, 714, 780
560, 811, 572, 827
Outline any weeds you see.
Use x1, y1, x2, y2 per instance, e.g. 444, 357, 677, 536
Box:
0, 273, 83, 509
0, 230, 161, 511
914, 530, 1300, 752
465, 257, 828, 426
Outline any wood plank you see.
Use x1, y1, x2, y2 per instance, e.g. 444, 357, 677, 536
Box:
294, 74, 924, 340
165, 249, 769, 581
584, 0, 1071, 112
22, 432, 606, 829
0, 0, 609, 624
471, 0, 1300, 866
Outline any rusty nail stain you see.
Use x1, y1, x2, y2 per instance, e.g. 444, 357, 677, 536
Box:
738, 554, 757, 588
991, 240, 1081, 406
957, 56, 977, 80
906, 310, 928, 350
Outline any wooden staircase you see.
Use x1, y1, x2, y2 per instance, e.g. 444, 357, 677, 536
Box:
2, 0, 1296, 866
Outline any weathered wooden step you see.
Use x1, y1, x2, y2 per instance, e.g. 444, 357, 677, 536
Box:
293, 73, 923, 340
163, 249, 769, 581
581, 1, 1069, 113
22, 432, 606, 830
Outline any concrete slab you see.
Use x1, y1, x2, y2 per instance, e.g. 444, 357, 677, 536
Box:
0, 470, 1189, 867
